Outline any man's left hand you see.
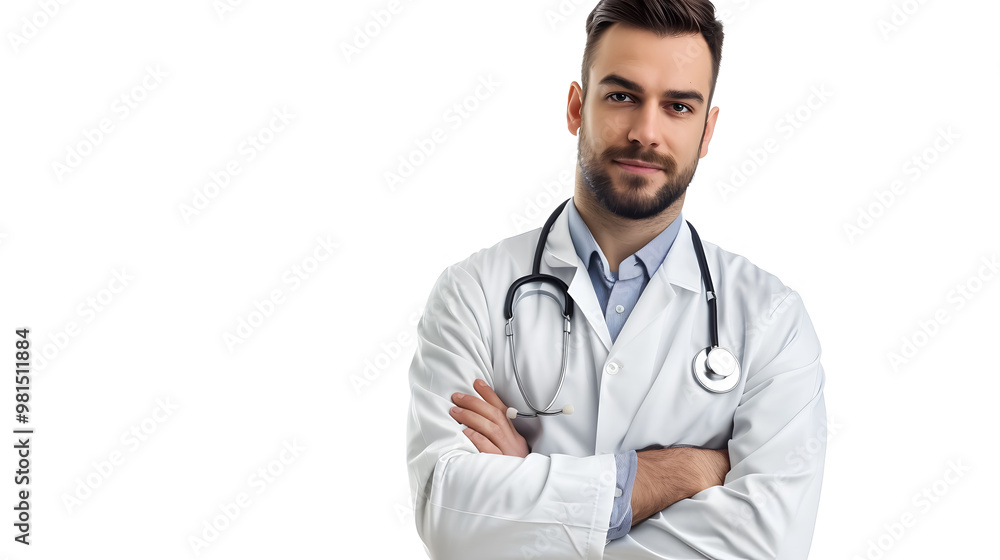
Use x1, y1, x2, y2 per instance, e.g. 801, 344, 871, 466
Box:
450, 379, 529, 458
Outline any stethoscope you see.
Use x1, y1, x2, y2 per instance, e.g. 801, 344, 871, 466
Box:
503, 198, 741, 419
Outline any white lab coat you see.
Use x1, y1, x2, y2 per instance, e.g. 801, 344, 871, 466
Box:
406, 201, 827, 559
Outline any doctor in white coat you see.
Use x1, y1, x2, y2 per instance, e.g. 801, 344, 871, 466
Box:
406, 2, 827, 558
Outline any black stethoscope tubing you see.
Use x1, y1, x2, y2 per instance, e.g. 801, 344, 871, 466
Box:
503, 198, 736, 418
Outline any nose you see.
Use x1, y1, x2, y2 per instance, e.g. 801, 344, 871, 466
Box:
626, 102, 663, 148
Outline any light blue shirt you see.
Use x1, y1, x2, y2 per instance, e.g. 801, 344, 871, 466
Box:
566, 200, 683, 344
565, 198, 683, 540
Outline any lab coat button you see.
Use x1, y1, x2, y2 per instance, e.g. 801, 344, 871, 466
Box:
615, 487, 623, 498
615, 304, 624, 313
606, 362, 620, 375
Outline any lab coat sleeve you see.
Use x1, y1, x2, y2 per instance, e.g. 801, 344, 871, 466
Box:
406, 263, 618, 560
604, 289, 827, 560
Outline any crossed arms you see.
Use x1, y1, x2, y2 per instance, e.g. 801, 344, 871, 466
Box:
449, 378, 731, 528
406, 265, 827, 559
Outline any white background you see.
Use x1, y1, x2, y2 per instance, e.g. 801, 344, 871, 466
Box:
1, 0, 997, 558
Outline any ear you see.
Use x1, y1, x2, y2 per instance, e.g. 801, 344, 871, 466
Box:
566, 81, 583, 136
699, 106, 720, 158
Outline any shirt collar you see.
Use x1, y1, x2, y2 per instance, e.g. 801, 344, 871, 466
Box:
566, 197, 683, 283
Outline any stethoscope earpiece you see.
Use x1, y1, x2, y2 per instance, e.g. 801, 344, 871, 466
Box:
506, 403, 575, 419
507, 404, 574, 420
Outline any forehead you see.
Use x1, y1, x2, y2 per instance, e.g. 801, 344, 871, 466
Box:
589, 23, 712, 98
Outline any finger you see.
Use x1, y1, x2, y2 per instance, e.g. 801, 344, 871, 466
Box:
449, 406, 503, 444
462, 427, 501, 454
472, 379, 509, 412
452, 391, 506, 425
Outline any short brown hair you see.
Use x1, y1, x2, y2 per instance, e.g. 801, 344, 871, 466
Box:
582, 0, 725, 108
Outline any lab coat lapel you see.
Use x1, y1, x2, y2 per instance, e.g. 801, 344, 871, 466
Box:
541, 204, 613, 352
608, 220, 705, 449
611, 219, 703, 351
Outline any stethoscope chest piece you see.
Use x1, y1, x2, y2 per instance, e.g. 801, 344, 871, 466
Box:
692, 346, 741, 393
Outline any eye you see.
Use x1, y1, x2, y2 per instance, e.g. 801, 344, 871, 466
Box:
670, 103, 691, 114
606, 92, 634, 103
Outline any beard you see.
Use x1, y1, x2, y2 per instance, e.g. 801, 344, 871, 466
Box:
577, 124, 701, 220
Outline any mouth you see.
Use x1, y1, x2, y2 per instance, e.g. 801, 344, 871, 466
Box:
613, 159, 663, 175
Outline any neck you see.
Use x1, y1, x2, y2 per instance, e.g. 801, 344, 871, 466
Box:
573, 185, 684, 274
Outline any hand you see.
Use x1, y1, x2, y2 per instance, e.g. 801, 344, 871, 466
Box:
450, 379, 529, 458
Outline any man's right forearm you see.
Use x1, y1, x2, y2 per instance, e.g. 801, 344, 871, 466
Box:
630, 447, 730, 526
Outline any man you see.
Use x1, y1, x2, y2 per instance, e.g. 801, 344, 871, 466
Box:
405, 1, 827, 558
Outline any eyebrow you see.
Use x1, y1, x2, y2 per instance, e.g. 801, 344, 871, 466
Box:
598, 73, 705, 105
